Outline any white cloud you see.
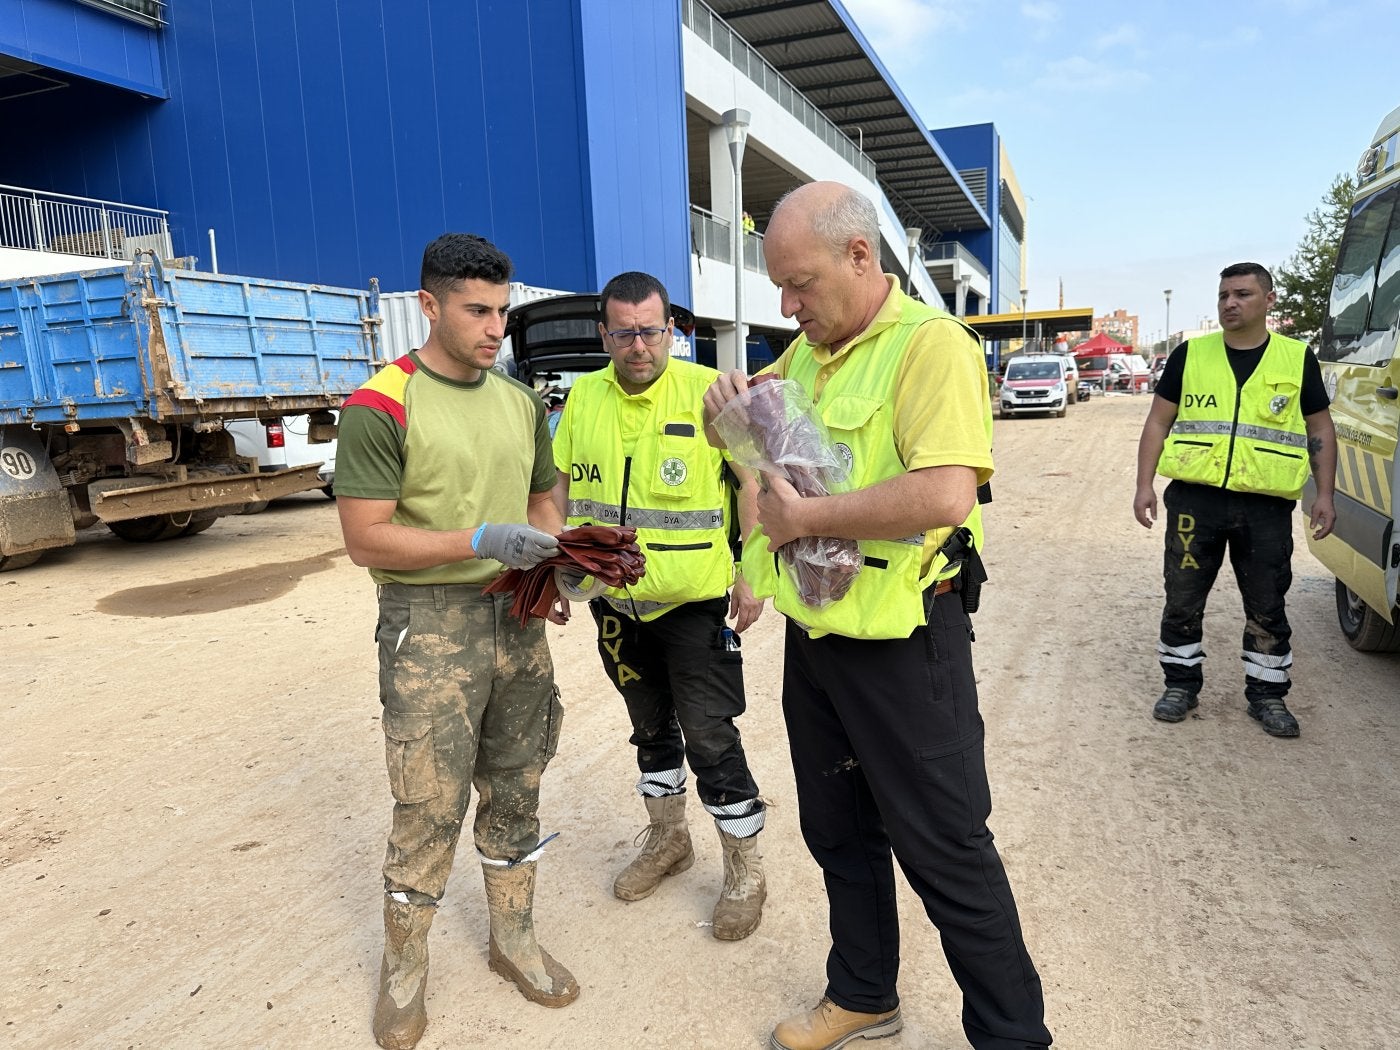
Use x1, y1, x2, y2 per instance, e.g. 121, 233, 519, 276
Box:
1093, 24, 1140, 51
838, 0, 967, 60
1034, 54, 1149, 93
1021, 2, 1060, 24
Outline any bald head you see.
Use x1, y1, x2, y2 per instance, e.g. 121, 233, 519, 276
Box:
769, 182, 882, 263
762, 181, 892, 350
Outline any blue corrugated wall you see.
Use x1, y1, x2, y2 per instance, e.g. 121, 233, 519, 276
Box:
576, 1, 692, 307
930, 122, 999, 304
0, 0, 164, 95
0, 0, 691, 299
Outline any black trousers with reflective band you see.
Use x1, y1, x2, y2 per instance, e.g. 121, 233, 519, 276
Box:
588, 596, 759, 810
1160, 480, 1294, 701
782, 592, 1051, 1049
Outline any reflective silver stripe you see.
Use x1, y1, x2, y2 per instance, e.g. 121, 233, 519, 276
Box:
567, 498, 723, 531
568, 498, 622, 524
638, 766, 686, 797
1171, 420, 1233, 436
1241, 649, 1292, 668
603, 594, 675, 618
896, 534, 926, 546
1242, 662, 1290, 683
1158, 641, 1202, 658
626, 506, 724, 529
1157, 640, 1204, 667
1234, 424, 1306, 448
1170, 419, 1306, 448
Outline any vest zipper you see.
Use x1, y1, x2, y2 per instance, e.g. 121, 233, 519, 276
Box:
1220, 378, 1244, 488
619, 456, 632, 524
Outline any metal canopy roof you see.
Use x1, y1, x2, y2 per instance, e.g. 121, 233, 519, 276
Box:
703, 0, 989, 237
965, 309, 1095, 342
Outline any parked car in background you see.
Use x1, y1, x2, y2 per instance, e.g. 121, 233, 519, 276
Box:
228, 413, 338, 502
999, 354, 1070, 418
1149, 353, 1168, 390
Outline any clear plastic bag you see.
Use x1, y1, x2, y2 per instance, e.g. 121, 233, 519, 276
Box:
712, 377, 862, 607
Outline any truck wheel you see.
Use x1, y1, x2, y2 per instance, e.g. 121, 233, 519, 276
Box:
1335, 580, 1400, 652
0, 551, 43, 572
107, 515, 190, 542
182, 517, 218, 537
242, 500, 270, 515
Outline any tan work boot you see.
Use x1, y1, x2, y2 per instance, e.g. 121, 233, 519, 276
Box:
372, 895, 435, 1050
481, 860, 580, 1008
713, 827, 766, 940
613, 793, 694, 901
769, 997, 903, 1050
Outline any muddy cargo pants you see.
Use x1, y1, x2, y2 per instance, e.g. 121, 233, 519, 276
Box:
782, 591, 1051, 1049
376, 583, 564, 901
589, 597, 764, 837
1159, 480, 1295, 701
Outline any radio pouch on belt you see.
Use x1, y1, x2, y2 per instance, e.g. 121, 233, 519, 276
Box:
926, 526, 987, 619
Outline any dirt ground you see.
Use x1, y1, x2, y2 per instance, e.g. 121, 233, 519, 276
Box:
3, 392, 1399, 1050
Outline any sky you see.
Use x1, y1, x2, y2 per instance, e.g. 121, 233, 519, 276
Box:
838, 0, 1400, 343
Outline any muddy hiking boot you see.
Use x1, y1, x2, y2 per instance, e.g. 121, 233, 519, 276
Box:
713, 828, 766, 941
1153, 687, 1199, 723
1248, 696, 1300, 738
613, 793, 694, 901
769, 997, 903, 1050
373, 895, 435, 1050
480, 859, 580, 1008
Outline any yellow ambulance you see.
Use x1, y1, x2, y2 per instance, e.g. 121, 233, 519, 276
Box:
1307, 103, 1400, 650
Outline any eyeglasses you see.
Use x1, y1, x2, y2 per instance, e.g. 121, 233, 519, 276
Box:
605, 326, 670, 347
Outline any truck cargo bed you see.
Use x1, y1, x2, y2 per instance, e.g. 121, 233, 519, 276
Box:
0, 259, 380, 424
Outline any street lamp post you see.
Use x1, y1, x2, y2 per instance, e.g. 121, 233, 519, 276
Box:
721, 108, 751, 376
1163, 288, 1172, 353
1020, 288, 1029, 346
904, 227, 922, 295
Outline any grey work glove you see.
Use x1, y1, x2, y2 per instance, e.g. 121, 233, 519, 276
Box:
471, 523, 559, 569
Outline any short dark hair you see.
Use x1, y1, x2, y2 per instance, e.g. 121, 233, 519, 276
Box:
599, 271, 670, 327
1219, 261, 1273, 293
420, 234, 512, 299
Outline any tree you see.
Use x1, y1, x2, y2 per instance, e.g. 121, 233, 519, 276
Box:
1273, 173, 1355, 343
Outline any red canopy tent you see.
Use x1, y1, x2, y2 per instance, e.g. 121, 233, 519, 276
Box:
1073, 332, 1132, 356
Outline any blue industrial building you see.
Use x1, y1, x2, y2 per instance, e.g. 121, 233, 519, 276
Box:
1, 0, 1021, 367
1, 0, 694, 301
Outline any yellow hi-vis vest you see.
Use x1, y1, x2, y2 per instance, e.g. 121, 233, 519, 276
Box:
741, 297, 988, 640
563, 359, 733, 620
1158, 332, 1311, 499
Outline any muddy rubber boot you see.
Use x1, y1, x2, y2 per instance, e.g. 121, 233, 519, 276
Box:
481, 860, 580, 1008
713, 827, 766, 941
372, 896, 435, 1050
612, 793, 694, 902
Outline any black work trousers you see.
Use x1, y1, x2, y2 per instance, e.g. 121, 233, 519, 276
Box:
589, 597, 759, 811
1159, 481, 1294, 701
782, 591, 1051, 1049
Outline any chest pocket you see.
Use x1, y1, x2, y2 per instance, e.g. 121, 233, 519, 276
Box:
648, 418, 707, 502
817, 394, 885, 485
1260, 371, 1301, 417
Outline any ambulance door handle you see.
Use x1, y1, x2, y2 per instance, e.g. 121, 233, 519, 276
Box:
1377, 386, 1398, 400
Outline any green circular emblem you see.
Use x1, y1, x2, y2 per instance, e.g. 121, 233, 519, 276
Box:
660, 457, 688, 486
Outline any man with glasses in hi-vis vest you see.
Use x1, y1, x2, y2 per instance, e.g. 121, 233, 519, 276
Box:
550, 271, 769, 942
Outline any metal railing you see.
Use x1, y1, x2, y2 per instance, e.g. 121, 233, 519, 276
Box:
690, 206, 767, 275
923, 240, 989, 278
0, 184, 173, 262
683, 0, 876, 182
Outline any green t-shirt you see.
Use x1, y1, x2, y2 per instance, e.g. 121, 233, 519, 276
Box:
337, 352, 555, 585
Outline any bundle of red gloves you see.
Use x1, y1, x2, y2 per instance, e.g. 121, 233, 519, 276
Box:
484, 524, 646, 627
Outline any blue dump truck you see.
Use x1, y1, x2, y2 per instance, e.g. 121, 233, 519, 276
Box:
0, 254, 380, 569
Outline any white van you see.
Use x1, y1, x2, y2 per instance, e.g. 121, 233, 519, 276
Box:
999, 355, 1070, 418
227, 413, 337, 500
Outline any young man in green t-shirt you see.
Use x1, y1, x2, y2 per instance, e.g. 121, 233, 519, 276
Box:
337, 234, 576, 1050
